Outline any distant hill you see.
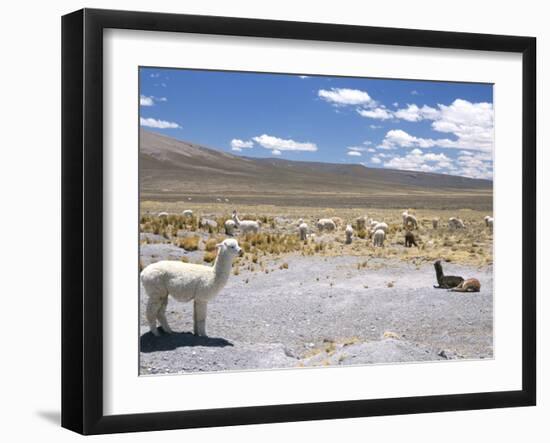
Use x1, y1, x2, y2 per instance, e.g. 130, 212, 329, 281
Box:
139, 130, 492, 209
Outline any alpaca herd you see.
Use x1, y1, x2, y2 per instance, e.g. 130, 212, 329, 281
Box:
141, 208, 490, 337
155, 208, 493, 249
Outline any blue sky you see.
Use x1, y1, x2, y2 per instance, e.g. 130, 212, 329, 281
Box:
140, 68, 494, 180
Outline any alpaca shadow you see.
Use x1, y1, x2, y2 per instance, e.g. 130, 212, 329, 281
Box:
140, 330, 233, 353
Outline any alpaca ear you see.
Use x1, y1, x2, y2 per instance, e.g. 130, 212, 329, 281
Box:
216, 242, 225, 249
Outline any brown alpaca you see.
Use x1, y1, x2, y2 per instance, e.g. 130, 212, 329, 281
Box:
433, 260, 464, 289
450, 278, 481, 292
405, 231, 418, 247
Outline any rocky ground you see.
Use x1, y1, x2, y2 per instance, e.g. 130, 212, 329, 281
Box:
139, 250, 493, 375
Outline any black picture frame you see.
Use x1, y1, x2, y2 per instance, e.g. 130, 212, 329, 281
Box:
62, 8, 536, 435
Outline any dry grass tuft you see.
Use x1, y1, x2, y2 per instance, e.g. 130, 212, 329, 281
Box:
203, 251, 217, 263
178, 235, 200, 251
383, 331, 400, 339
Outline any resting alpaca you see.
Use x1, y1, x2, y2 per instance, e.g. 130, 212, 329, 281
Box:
450, 278, 481, 292
141, 238, 242, 337
433, 260, 464, 289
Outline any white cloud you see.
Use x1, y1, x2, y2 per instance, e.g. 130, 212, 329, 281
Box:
393, 102, 399, 107
150, 73, 160, 78
252, 134, 318, 153
230, 139, 253, 150
371, 157, 382, 164
411, 90, 419, 95
318, 88, 374, 106
394, 104, 439, 122
455, 151, 493, 179
369, 124, 383, 129
379, 129, 429, 149
432, 99, 494, 150
272, 149, 282, 156
140, 95, 154, 106
357, 107, 393, 120
363, 140, 372, 146
347, 151, 362, 157
298, 75, 309, 79
384, 150, 452, 173
390, 99, 493, 152
367, 148, 376, 153
347, 146, 367, 152
140, 95, 168, 106
140, 117, 180, 129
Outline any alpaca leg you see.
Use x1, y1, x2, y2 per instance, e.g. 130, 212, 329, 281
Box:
146, 298, 162, 336
193, 300, 208, 337
157, 297, 173, 334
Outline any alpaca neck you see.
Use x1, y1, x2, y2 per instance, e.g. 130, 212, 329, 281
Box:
213, 252, 233, 284
232, 214, 241, 226
435, 263, 444, 283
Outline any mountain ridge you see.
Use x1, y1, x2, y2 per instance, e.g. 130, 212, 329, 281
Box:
139, 129, 492, 209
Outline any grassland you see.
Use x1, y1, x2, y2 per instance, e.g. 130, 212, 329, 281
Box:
140, 201, 493, 268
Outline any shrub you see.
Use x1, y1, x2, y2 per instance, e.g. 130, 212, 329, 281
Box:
179, 236, 200, 251
205, 237, 224, 252
203, 251, 216, 263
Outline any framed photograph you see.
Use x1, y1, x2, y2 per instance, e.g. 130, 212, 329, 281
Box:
62, 8, 536, 435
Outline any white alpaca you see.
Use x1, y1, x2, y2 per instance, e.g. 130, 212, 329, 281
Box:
485, 216, 494, 229
402, 211, 409, 226
373, 229, 385, 247
448, 217, 465, 229
371, 222, 388, 234
158, 211, 169, 218
432, 218, 439, 229
224, 219, 236, 235
232, 210, 260, 234
182, 209, 193, 218
316, 218, 336, 232
345, 224, 353, 244
403, 212, 418, 229
141, 239, 242, 337
369, 219, 380, 229
299, 222, 308, 241
199, 218, 218, 230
